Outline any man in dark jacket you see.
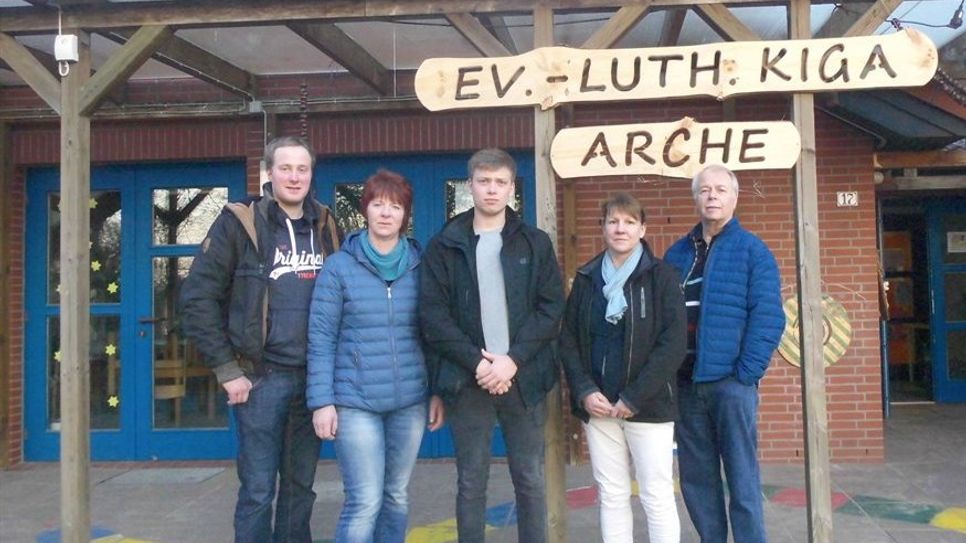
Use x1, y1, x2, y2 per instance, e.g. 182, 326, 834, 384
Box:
420, 148, 565, 543
179, 136, 341, 543
664, 164, 785, 543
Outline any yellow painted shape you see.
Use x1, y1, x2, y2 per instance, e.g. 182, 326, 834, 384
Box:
931, 507, 966, 534
405, 518, 496, 543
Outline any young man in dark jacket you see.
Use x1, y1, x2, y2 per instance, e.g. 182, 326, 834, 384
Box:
179, 136, 341, 543
664, 165, 785, 543
420, 148, 565, 543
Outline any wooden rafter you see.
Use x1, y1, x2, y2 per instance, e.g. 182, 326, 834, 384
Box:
79, 25, 172, 116
103, 30, 257, 98
287, 22, 391, 95
479, 15, 518, 55
940, 32, 965, 82
659, 8, 687, 46
580, 2, 652, 49
0, 31, 60, 112
876, 150, 966, 169
0, 0, 854, 34
815, 1, 870, 38
842, 0, 903, 38
694, 3, 761, 41
446, 12, 512, 57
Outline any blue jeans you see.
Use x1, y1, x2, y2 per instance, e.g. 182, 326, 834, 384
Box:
233, 366, 321, 543
333, 402, 427, 543
448, 386, 547, 543
676, 376, 766, 543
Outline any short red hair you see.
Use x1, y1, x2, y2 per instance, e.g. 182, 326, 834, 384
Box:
360, 169, 414, 232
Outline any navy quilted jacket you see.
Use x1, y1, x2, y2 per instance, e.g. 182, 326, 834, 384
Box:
306, 230, 428, 412
664, 219, 785, 385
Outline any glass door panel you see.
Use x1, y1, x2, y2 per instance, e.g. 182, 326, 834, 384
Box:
929, 203, 966, 403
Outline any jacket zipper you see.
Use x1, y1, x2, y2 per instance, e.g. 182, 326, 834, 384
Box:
687, 237, 714, 376
625, 283, 634, 387
388, 284, 401, 406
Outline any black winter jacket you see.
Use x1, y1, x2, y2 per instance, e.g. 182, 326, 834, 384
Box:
178, 184, 341, 384
419, 208, 565, 409
559, 242, 686, 423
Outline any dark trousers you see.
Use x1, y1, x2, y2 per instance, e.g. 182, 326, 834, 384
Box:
676, 376, 766, 543
233, 366, 321, 543
448, 385, 548, 543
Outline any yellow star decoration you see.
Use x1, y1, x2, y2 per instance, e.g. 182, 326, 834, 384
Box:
107, 395, 119, 408
107, 282, 119, 294
53, 350, 61, 362
91, 260, 102, 272
56, 284, 61, 293
105, 344, 117, 356
89, 198, 97, 209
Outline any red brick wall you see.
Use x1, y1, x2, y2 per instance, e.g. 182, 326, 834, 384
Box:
2, 96, 884, 465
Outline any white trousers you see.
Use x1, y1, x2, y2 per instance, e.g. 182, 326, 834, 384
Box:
584, 417, 680, 543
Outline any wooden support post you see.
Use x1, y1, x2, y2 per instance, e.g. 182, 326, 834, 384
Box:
533, 5, 566, 543
0, 121, 10, 469
59, 30, 92, 543
789, 2, 833, 542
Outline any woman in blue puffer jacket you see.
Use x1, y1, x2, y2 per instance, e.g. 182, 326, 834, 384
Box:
306, 169, 444, 543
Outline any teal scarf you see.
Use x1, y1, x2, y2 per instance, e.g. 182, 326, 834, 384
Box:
601, 243, 643, 324
360, 230, 410, 282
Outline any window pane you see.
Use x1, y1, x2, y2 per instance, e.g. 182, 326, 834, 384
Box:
153, 187, 228, 246
47, 315, 122, 431
945, 273, 966, 322
946, 330, 966, 380
445, 178, 523, 220
334, 184, 366, 234
47, 191, 122, 304
154, 256, 228, 429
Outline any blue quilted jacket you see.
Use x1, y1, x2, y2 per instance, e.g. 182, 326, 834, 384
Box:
306, 230, 428, 412
664, 219, 785, 385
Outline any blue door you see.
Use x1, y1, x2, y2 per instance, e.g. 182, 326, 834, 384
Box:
24, 163, 246, 460
928, 198, 966, 403
314, 151, 536, 457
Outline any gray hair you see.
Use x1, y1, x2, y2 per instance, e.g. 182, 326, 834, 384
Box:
691, 164, 739, 198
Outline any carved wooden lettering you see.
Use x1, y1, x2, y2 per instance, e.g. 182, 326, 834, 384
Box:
415, 29, 937, 111
550, 118, 801, 179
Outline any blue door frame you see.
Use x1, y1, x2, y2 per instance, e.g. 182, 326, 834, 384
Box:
24, 162, 246, 461
927, 198, 966, 403
314, 151, 536, 457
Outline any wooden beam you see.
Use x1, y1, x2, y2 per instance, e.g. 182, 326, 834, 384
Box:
0, 44, 56, 76
104, 29, 257, 98
480, 15, 518, 55
658, 8, 687, 46
533, 4, 567, 543
876, 150, 966, 169
60, 30, 91, 543
287, 22, 392, 95
0, 0, 849, 33
843, 0, 903, 38
789, 2, 833, 543
694, 3, 761, 41
0, 121, 9, 469
446, 12, 512, 57
79, 24, 172, 116
580, 2, 652, 49
815, 1, 870, 38
0, 31, 60, 113
892, 175, 966, 190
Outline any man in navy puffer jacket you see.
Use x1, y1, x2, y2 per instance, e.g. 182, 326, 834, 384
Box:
664, 164, 785, 543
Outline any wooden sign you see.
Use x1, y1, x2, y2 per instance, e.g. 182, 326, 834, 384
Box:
550, 117, 801, 179
415, 29, 937, 111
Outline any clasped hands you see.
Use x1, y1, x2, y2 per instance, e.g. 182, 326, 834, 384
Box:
582, 391, 634, 419
476, 349, 516, 395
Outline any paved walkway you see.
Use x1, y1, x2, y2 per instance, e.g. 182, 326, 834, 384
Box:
2, 404, 964, 542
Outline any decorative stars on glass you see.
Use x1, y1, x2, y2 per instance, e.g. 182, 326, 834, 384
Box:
105, 344, 117, 357
107, 282, 119, 294
53, 350, 61, 362
89, 198, 97, 209
91, 260, 102, 272
107, 395, 119, 408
